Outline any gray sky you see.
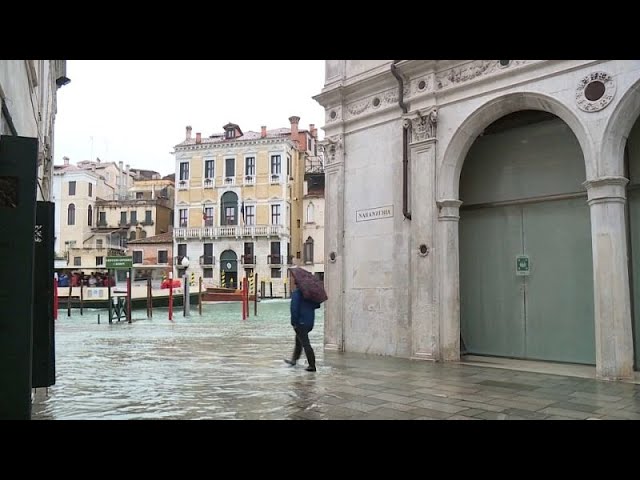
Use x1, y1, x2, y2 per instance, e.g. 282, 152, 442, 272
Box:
54, 60, 326, 176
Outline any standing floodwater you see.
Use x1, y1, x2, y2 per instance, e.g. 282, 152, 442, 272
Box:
32, 300, 325, 420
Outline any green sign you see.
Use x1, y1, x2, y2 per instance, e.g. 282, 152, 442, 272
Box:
516, 255, 530, 276
105, 256, 133, 269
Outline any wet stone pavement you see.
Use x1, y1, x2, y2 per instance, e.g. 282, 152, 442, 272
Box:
32, 300, 640, 420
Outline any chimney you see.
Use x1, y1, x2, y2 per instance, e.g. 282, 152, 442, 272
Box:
196, 132, 202, 144
261, 126, 267, 138
289, 116, 300, 139
186, 125, 192, 140
309, 124, 317, 138
91, 163, 96, 172
63, 156, 69, 166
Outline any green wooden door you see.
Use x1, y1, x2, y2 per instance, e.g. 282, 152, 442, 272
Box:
523, 198, 595, 364
460, 198, 594, 364
628, 188, 640, 369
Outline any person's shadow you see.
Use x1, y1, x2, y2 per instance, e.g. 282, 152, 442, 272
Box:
286, 376, 322, 420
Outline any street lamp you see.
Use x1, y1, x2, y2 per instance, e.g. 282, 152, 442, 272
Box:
181, 256, 190, 269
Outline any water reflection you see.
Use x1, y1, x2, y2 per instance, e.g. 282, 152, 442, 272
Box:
32, 300, 324, 420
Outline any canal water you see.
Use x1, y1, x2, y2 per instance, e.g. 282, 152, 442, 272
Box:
32, 300, 325, 420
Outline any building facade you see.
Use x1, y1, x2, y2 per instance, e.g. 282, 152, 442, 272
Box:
314, 60, 640, 381
172, 118, 318, 295
126, 231, 173, 285
302, 153, 325, 280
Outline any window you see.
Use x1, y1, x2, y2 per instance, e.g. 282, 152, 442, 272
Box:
158, 250, 168, 264
95, 256, 103, 266
271, 155, 281, 175
177, 243, 187, 257
129, 230, 136, 240
67, 203, 75, 225
133, 251, 143, 264
140, 230, 147, 239
87, 205, 93, 226
145, 210, 152, 223
120, 211, 127, 225
98, 211, 106, 226
271, 204, 281, 225
308, 138, 312, 151
304, 237, 314, 264
287, 156, 291, 176
226, 129, 235, 139
307, 203, 315, 223
204, 207, 214, 227
297, 219, 300, 228
271, 268, 281, 278
96, 239, 103, 249
179, 162, 189, 181
245, 205, 255, 226
88, 183, 93, 197
245, 157, 255, 176
179, 208, 188, 228
68, 181, 76, 196
136, 191, 144, 199
220, 191, 238, 226
130, 211, 137, 224
225, 207, 235, 225
74, 256, 81, 266
225, 158, 235, 178
203, 268, 213, 278
205, 159, 215, 179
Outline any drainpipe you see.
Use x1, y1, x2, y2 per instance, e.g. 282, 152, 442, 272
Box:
391, 61, 411, 220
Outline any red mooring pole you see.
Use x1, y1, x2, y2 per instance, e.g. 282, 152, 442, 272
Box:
168, 271, 174, 321
126, 269, 132, 324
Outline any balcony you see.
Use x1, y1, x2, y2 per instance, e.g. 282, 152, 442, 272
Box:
174, 225, 290, 239
270, 174, 281, 184
268, 254, 282, 265
244, 175, 255, 185
203, 178, 215, 189
177, 179, 189, 190
141, 220, 155, 226
223, 177, 235, 186
199, 255, 216, 266
241, 254, 255, 265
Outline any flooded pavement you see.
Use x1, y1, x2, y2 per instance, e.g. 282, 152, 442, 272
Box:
33, 300, 640, 420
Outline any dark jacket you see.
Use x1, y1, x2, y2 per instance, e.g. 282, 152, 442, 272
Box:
290, 288, 320, 330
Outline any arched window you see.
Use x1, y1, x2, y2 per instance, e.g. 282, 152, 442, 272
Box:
220, 191, 238, 226
307, 203, 315, 223
87, 205, 93, 226
129, 230, 136, 240
304, 236, 314, 264
140, 230, 147, 239
67, 203, 75, 225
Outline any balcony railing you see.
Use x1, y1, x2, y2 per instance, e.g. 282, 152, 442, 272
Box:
270, 174, 281, 184
177, 179, 189, 190
174, 225, 290, 239
244, 175, 255, 185
268, 254, 282, 265
241, 254, 255, 265
223, 177, 235, 186
203, 178, 215, 189
199, 255, 216, 266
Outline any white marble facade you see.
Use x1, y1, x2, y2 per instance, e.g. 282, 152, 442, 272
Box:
314, 60, 640, 380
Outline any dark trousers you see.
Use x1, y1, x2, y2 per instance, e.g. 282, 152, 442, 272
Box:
291, 325, 315, 368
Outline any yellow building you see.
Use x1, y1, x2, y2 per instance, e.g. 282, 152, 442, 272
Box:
172, 117, 318, 296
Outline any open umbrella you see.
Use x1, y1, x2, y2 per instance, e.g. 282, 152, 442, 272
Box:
288, 268, 328, 304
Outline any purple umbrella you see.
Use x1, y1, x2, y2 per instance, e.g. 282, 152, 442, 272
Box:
288, 268, 328, 304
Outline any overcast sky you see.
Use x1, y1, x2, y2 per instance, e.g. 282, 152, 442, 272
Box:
53, 60, 326, 176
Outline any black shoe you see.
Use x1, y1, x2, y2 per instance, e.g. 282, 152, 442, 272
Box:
305, 366, 316, 372
284, 359, 296, 366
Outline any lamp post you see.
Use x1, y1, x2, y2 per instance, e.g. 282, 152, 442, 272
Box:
181, 256, 190, 316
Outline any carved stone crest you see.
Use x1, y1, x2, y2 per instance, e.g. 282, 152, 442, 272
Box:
406, 108, 438, 142
576, 71, 616, 112
321, 135, 343, 164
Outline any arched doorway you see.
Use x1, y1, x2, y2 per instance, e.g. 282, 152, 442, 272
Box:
220, 249, 238, 289
459, 110, 595, 364
221, 191, 238, 226
626, 117, 640, 370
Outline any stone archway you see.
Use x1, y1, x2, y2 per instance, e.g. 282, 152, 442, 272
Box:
435, 91, 596, 365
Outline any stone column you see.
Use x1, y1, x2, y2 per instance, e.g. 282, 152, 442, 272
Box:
407, 114, 438, 360
437, 199, 463, 362
322, 135, 345, 351
584, 176, 634, 380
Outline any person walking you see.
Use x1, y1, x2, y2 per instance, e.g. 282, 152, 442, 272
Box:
284, 268, 322, 372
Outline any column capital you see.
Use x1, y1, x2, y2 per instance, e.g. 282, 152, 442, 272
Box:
437, 199, 463, 221
583, 176, 628, 206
